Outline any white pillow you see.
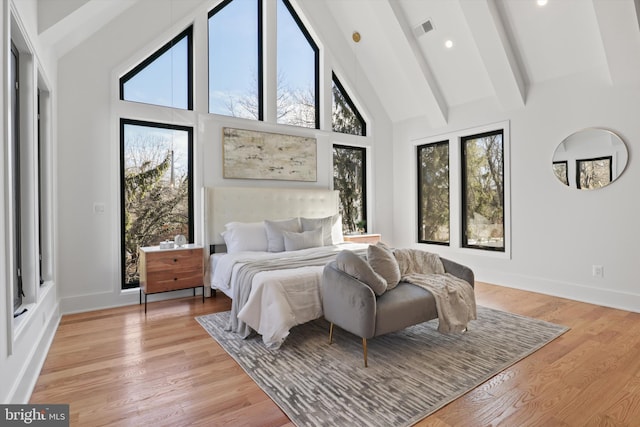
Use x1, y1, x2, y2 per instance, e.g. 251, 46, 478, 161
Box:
221, 221, 268, 253
282, 228, 324, 251
300, 214, 343, 245
264, 218, 301, 252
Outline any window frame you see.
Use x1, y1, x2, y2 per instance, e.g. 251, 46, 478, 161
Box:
10, 41, 24, 312
208, 0, 264, 120
277, 0, 320, 129
416, 140, 449, 246
332, 144, 368, 234
119, 119, 195, 289
460, 129, 505, 252
119, 26, 193, 110
332, 72, 366, 136
576, 155, 612, 190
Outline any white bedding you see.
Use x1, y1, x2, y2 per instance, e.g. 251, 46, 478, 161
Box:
209, 243, 368, 348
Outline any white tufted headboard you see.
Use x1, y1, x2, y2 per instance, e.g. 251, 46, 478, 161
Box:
206, 186, 339, 245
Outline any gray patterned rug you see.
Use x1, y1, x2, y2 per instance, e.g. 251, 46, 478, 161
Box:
196, 306, 568, 427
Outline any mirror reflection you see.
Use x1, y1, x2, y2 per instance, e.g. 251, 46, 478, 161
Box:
552, 128, 628, 190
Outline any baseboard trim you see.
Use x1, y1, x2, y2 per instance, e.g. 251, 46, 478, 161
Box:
477, 270, 640, 313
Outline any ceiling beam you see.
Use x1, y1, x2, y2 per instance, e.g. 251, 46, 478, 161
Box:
592, 0, 640, 85
40, 0, 140, 59
386, 0, 448, 127
458, 0, 526, 110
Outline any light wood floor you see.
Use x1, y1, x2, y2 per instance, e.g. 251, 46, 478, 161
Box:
31, 282, 640, 426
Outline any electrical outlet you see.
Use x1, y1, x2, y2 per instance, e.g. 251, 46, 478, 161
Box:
592, 265, 604, 278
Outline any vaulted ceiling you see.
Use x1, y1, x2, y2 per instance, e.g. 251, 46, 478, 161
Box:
39, 0, 640, 127
323, 0, 640, 126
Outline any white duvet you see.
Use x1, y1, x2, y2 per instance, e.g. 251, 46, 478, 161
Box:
209, 243, 367, 348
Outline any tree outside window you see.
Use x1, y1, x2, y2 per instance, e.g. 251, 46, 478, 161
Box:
333, 145, 366, 234
461, 130, 504, 251
417, 141, 449, 244
120, 120, 193, 289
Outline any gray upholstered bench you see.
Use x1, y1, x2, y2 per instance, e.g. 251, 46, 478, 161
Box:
322, 254, 474, 367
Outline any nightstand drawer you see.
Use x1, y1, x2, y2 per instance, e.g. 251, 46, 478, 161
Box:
145, 273, 202, 293
145, 249, 201, 272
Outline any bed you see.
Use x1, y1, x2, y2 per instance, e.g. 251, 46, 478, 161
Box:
205, 186, 369, 349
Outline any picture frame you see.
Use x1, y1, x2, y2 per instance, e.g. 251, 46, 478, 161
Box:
222, 127, 317, 182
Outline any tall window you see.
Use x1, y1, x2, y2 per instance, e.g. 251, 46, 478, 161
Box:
576, 156, 612, 190
10, 42, 24, 311
120, 120, 194, 289
332, 72, 366, 136
333, 145, 367, 234
277, 0, 319, 128
461, 130, 504, 251
120, 27, 193, 110
417, 141, 449, 245
208, 0, 261, 119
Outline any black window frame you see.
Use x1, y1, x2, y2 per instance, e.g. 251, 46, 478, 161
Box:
11, 41, 24, 311
333, 144, 367, 234
279, 0, 320, 129
416, 140, 450, 246
461, 129, 505, 252
208, 0, 264, 120
332, 72, 366, 136
119, 118, 195, 289
576, 155, 612, 190
119, 26, 194, 110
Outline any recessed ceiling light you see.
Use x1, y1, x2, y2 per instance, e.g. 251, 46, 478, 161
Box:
444, 39, 454, 49
537, 0, 548, 6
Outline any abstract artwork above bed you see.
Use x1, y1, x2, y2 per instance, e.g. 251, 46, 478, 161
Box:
222, 127, 317, 181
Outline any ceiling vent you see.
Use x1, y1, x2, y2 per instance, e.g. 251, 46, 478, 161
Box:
413, 19, 434, 38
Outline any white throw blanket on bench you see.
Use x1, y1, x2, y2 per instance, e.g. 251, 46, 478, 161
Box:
394, 249, 477, 333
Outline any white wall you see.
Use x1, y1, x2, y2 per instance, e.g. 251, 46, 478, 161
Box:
56, 0, 393, 314
393, 67, 640, 312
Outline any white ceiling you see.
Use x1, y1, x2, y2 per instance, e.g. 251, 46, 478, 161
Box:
38, 0, 640, 127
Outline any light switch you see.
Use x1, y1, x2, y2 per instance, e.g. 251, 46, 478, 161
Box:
93, 202, 105, 214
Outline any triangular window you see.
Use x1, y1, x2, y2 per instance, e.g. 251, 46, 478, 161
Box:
208, 0, 262, 119
277, 0, 319, 129
332, 73, 366, 136
120, 27, 193, 110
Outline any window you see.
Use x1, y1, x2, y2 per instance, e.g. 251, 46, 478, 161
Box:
208, 0, 262, 119
553, 161, 569, 186
417, 141, 449, 245
120, 120, 194, 289
277, 0, 319, 128
576, 156, 612, 190
10, 42, 24, 311
332, 72, 366, 136
333, 145, 367, 233
461, 130, 504, 251
120, 27, 193, 110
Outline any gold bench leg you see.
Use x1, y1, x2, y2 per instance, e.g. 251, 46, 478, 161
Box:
329, 322, 334, 344
363, 338, 368, 368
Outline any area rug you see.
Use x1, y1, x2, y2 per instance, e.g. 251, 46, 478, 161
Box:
196, 306, 568, 427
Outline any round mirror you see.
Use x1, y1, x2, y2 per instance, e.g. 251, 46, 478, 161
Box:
552, 128, 628, 190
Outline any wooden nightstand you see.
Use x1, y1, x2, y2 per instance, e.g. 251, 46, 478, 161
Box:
343, 234, 381, 244
139, 244, 204, 313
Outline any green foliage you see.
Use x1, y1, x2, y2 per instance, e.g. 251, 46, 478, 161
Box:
463, 133, 504, 247
332, 80, 364, 136
123, 151, 190, 285
419, 143, 449, 242
333, 146, 365, 233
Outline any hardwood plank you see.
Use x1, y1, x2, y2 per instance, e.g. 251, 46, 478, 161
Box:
30, 283, 640, 426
